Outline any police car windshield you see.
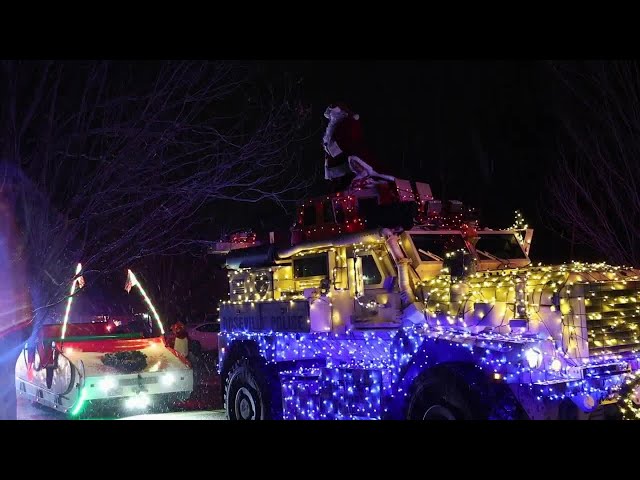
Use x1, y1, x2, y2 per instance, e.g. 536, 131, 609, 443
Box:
474, 233, 527, 260
46, 274, 161, 337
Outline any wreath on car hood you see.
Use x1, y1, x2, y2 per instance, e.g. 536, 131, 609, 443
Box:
101, 351, 148, 373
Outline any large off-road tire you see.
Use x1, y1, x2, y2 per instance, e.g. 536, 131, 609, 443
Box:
406, 370, 474, 420
224, 358, 279, 420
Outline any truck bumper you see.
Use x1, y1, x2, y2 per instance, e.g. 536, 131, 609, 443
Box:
510, 364, 640, 420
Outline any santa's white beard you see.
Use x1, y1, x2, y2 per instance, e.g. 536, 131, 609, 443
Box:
323, 112, 348, 151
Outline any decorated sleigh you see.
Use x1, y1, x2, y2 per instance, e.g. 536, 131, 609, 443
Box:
15, 267, 193, 416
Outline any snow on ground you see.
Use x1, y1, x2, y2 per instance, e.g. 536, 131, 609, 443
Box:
120, 410, 226, 420
17, 395, 226, 420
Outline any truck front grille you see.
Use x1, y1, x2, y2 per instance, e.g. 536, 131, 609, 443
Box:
583, 280, 640, 355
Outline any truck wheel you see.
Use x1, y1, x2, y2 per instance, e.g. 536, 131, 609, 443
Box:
224, 358, 274, 420
406, 372, 473, 420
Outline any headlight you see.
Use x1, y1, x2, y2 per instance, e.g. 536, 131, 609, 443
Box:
125, 393, 151, 410
99, 376, 117, 393
549, 358, 562, 372
524, 348, 543, 369
161, 373, 175, 386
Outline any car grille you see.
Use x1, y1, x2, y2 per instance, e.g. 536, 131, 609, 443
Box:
118, 376, 159, 386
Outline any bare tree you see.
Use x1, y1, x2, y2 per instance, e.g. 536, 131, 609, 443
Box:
547, 61, 640, 267
134, 253, 228, 327
1, 60, 311, 327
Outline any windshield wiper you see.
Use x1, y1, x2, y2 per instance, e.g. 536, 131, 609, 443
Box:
418, 249, 443, 262
476, 249, 510, 265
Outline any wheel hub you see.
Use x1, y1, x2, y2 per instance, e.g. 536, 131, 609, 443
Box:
235, 387, 257, 420
422, 404, 456, 420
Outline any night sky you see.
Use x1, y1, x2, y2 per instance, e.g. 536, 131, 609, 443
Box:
221, 60, 577, 264
0, 60, 611, 327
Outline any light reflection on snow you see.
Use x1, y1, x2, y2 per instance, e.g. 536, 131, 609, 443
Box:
120, 411, 226, 420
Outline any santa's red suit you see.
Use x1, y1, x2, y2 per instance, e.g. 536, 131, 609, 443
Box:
171, 321, 189, 358
0, 192, 32, 420
322, 104, 395, 189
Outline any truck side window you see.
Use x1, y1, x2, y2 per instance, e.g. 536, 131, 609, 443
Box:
361, 255, 382, 285
474, 234, 527, 259
293, 254, 329, 278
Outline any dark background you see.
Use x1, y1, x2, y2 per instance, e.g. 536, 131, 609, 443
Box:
214, 60, 578, 263
143, 60, 596, 324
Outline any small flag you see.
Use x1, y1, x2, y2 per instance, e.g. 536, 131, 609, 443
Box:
73, 262, 84, 290
124, 270, 134, 293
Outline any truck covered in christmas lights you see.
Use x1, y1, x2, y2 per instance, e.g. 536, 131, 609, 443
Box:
15, 267, 193, 417
217, 177, 640, 420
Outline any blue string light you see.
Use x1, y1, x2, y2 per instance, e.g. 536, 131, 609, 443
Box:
220, 325, 640, 419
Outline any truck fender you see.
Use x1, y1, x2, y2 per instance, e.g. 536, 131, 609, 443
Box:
220, 339, 263, 381
397, 362, 528, 420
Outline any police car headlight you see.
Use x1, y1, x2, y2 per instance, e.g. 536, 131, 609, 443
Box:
99, 376, 117, 393
161, 373, 175, 386
524, 348, 543, 369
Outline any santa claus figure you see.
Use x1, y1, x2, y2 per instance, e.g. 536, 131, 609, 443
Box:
322, 103, 395, 190
170, 321, 189, 358
169, 321, 212, 411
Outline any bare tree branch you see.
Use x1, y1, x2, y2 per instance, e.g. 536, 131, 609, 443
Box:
547, 60, 640, 267
1, 60, 311, 327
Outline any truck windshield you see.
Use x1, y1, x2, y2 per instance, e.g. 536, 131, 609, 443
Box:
409, 234, 469, 262
474, 234, 527, 260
